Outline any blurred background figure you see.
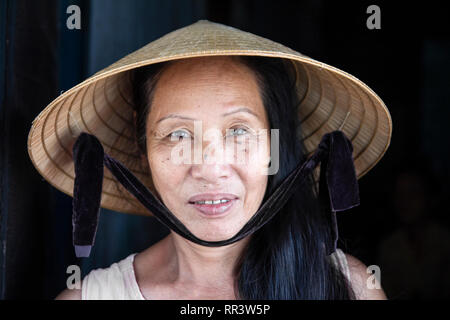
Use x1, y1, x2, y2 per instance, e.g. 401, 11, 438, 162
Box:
378, 159, 450, 299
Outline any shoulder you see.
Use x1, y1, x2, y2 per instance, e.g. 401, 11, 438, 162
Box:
55, 253, 138, 300
55, 287, 82, 300
343, 252, 387, 300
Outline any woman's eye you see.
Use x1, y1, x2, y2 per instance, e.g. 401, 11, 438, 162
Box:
168, 130, 191, 140
228, 127, 248, 136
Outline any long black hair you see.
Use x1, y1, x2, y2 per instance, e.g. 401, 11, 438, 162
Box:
130, 56, 356, 299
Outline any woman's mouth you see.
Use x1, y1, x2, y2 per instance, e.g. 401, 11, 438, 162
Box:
188, 193, 238, 217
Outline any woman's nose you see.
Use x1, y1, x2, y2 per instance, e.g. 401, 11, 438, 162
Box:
190, 137, 232, 183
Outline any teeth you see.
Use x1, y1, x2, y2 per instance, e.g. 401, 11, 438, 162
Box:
194, 199, 231, 205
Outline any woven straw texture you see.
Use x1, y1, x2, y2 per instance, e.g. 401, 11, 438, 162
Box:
27, 20, 392, 216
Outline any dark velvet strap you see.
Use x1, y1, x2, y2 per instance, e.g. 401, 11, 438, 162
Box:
71, 131, 359, 257
316, 132, 360, 255
71, 132, 104, 257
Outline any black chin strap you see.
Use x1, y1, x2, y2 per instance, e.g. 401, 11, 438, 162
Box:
71, 131, 359, 257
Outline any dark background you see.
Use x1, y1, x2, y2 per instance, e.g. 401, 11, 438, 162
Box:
1, 0, 449, 299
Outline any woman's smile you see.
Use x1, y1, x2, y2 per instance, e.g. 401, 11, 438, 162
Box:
188, 198, 237, 218
188, 192, 239, 218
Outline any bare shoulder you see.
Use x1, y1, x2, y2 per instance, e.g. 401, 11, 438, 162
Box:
54, 287, 82, 300
344, 252, 387, 300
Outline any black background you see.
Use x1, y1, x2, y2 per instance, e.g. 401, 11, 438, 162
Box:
1, 0, 449, 300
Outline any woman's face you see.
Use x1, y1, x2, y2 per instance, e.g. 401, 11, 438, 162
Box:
145, 56, 270, 241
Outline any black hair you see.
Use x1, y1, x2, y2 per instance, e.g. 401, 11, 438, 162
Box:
130, 56, 356, 299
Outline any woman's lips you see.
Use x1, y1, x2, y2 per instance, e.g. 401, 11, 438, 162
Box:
188, 199, 237, 217
188, 193, 238, 203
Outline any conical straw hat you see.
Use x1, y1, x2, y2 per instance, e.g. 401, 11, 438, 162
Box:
27, 20, 392, 216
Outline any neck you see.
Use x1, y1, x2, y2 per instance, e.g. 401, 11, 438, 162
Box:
164, 232, 249, 288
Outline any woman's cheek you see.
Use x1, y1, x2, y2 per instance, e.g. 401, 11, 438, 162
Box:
148, 147, 178, 193
148, 139, 178, 169
148, 158, 188, 216
245, 138, 271, 177
245, 140, 270, 210
237, 143, 268, 197
226, 134, 266, 167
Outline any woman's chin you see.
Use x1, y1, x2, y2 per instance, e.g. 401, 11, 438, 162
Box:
195, 215, 249, 242
192, 229, 238, 242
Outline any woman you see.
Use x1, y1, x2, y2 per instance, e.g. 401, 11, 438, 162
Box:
28, 20, 390, 299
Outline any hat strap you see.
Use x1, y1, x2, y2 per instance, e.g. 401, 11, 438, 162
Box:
71, 131, 359, 257
72, 132, 104, 258
316, 132, 360, 255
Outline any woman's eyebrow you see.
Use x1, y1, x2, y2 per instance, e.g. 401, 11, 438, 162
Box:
156, 114, 196, 124
222, 107, 258, 118
156, 107, 259, 124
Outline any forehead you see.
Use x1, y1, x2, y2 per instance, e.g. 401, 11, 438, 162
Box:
147, 56, 266, 121
157, 56, 256, 82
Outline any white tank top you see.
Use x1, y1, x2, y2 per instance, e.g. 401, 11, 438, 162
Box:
81, 248, 351, 300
